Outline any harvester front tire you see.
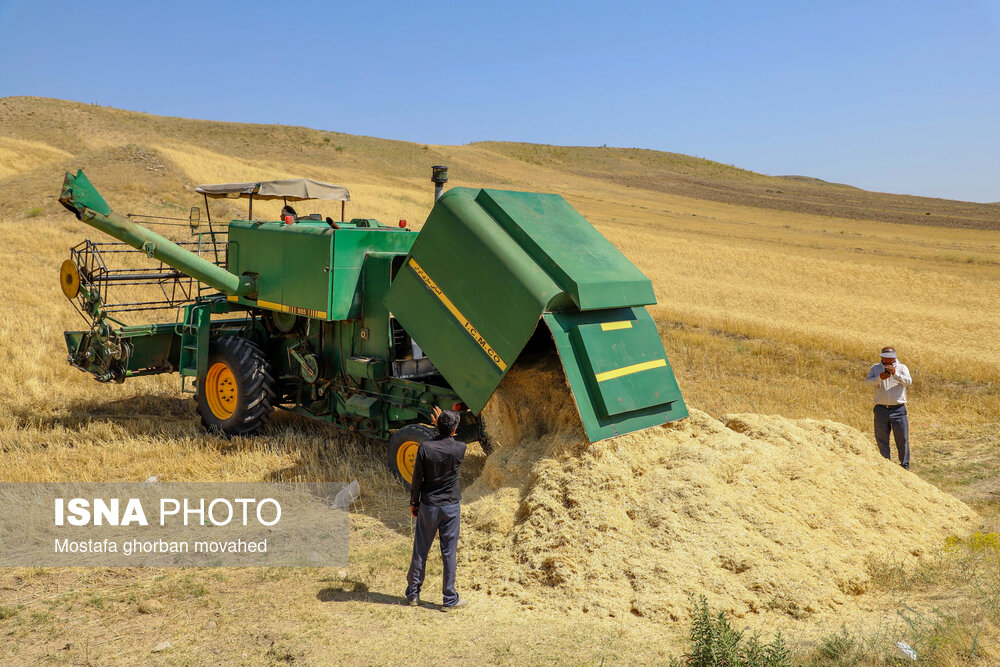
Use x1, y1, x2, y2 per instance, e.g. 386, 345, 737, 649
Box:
196, 336, 276, 437
387, 424, 438, 490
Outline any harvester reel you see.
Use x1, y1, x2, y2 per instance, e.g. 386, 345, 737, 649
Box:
196, 336, 277, 436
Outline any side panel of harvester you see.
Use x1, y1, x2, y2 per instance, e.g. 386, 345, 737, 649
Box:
224, 220, 416, 320
386, 187, 687, 441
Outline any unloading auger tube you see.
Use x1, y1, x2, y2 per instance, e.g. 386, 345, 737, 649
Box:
58, 170, 256, 297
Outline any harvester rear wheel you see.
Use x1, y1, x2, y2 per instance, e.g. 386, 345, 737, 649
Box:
387, 424, 438, 489
196, 336, 276, 436
475, 414, 495, 455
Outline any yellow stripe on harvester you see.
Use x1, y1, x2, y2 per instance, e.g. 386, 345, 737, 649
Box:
258, 299, 327, 319
595, 358, 667, 383
408, 258, 507, 371
228, 294, 326, 319
600, 320, 633, 331
229, 294, 327, 319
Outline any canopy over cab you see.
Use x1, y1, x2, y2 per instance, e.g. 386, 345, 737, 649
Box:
195, 179, 350, 202
195, 178, 351, 223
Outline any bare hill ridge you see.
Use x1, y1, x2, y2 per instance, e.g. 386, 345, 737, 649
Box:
2, 96, 998, 230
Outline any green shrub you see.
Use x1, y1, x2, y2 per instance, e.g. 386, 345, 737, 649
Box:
670, 595, 792, 667
816, 626, 856, 662
26, 207, 42, 217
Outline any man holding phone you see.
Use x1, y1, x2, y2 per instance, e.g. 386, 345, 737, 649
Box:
865, 346, 913, 469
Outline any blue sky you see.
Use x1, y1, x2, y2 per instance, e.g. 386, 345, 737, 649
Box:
1, 0, 997, 201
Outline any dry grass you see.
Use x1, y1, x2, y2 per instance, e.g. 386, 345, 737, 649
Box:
0, 95, 998, 664
0, 136, 72, 180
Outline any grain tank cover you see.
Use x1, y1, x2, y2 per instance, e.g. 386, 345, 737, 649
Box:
474, 189, 655, 310
386, 187, 687, 441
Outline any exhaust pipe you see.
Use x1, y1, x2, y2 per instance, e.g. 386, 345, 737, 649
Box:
431, 165, 448, 202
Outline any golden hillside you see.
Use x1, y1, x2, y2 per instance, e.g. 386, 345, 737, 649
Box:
3, 96, 999, 228
3, 95, 997, 413
2, 96, 999, 664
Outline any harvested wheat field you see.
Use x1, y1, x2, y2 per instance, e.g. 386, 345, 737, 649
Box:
2, 97, 1000, 663
462, 358, 975, 631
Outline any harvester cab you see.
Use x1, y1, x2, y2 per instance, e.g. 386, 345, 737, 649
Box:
57, 167, 687, 487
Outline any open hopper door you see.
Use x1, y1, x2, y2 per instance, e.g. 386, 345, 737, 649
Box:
542, 308, 686, 440
386, 187, 688, 442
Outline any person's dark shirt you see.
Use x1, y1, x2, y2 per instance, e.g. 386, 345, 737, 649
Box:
410, 435, 466, 507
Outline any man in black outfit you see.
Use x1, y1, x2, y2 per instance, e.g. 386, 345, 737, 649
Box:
405, 406, 467, 611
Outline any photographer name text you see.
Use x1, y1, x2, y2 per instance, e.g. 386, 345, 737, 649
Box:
54, 537, 268, 555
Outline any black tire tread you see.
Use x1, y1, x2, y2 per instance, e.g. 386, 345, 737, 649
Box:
387, 424, 438, 489
196, 336, 276, 437
476, 414, 495, 455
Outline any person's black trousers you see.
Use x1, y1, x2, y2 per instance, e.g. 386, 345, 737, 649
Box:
406, 502, 460, 606
874, 404, 909, 469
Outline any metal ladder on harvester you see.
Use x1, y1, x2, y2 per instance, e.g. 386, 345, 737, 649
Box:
177, 227, 226, 392
178, 302, 211, 393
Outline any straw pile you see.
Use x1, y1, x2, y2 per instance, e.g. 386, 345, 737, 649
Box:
460, 357, 976, 625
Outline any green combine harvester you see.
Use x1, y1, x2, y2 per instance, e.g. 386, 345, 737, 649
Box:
58, 167, 687, 485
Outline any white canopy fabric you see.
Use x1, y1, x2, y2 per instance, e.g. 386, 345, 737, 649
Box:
195, 178, 350, 202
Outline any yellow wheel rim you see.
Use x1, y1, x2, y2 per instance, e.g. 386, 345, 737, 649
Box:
396, 440, 420, 484
60, 259, 80, 299
205, 361, 237, 420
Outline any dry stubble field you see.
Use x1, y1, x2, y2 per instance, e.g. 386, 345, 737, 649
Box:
1, 97, 999, 664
